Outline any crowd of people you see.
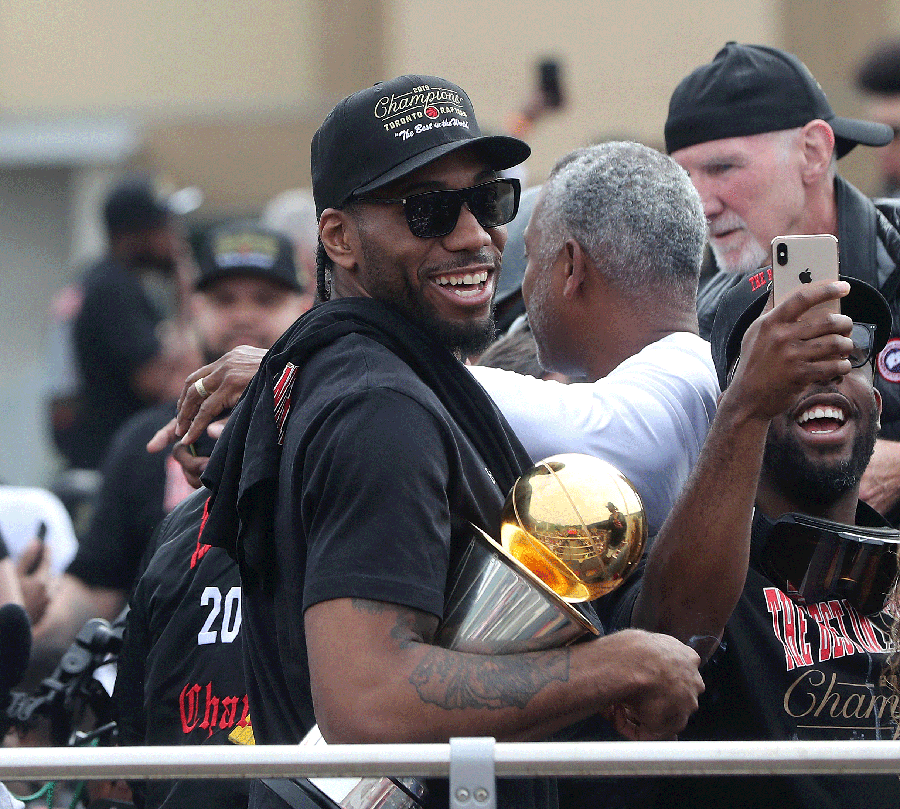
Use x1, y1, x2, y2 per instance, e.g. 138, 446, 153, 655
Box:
4, 39, 900, 809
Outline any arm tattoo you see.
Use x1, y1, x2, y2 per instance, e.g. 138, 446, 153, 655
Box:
349, 599, 569, 709
351, 598, 388, 615
350, 600, 435, 649
410, 648, 571, 710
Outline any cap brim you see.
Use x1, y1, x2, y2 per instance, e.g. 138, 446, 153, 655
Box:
719, 274, 892, 388
719, 293, 768, 389
840, 275, 892, 355
353, 135, 531, 197
830, 116, 894, 158
196, 267, 301, 293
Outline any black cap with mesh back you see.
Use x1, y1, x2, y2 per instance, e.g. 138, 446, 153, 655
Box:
666, 43, 893, 158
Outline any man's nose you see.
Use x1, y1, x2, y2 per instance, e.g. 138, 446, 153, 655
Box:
442, 203, 493, 252
686, 176, 722, 220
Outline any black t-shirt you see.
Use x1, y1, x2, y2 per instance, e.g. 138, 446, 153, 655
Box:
611, 504, 900, 809
67, 401, 193, 591
70, 257, 164, 468
116, 488, 249, 809
239, 332, 551, 809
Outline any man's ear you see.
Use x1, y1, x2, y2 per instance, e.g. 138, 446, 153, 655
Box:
799, 119, 836, 182
874, 384, 883, 430
319, 209, 358, 271
561, 238, 587, 299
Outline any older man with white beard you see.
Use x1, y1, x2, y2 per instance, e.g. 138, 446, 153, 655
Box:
667, 42, 900, 526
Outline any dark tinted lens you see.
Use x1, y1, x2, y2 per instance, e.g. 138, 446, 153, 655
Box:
766, 522, 897, 616
405, 192, 462, 238
467, 180, 518, 229
848, 322, 876, 369
402, 179, 519, 238
815, 536, 897, 616
837, 541, 897, 615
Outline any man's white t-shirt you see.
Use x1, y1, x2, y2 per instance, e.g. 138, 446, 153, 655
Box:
469, 332, 719, 536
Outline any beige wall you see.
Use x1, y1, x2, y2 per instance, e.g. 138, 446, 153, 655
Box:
0, 0, 320, 115
2, 0, 896, 203
388, 0, 781, 184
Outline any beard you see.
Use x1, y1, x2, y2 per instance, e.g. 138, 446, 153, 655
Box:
761, 395, 879, 512
708, 215, 769, 275
358, 237, 499, 357
525, 263, 559, 374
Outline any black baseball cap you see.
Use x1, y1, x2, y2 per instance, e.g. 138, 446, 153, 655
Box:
666, 43, 893, 158
311, 75, 531, 216
197, 222, 302, 292
104, 174, 172, 236
710, 273, 892, 390
857, 38, 900, 95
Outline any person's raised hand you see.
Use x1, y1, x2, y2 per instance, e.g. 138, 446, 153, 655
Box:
728, 281, 854, 422
146, 345, 265, 456
173, 345, 265, 446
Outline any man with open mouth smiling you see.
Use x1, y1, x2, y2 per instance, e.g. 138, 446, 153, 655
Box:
665, 42, 900, 528
610, 274, 900, 809
190, 75, 704, 809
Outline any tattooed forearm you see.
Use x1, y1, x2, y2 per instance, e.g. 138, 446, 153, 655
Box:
409, 648, 571, 710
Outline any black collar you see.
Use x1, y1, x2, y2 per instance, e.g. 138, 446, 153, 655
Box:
836, 175, 880, 289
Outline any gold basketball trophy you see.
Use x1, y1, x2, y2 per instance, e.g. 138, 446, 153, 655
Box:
295, 454, 647, 809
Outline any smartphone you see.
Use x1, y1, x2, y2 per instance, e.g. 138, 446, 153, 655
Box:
771, 234, 839, 319
538, 59, 564, 109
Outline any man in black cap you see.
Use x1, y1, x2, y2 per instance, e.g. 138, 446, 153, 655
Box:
665, 43, 900, 525
31, 222, 309, 677
67, 175, 201, 469
197, 75, 704, 809
611, 275, 900, 808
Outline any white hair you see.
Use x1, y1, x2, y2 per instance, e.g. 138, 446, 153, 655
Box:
536, 142, 707, 307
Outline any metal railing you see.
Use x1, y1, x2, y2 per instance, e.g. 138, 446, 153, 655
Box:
2, 739, 900, 781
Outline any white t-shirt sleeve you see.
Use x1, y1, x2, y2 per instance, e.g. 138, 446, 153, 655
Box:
470, 333, 719, 535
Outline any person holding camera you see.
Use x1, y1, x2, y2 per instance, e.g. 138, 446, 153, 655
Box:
614, 274, 900, 808
665, 42, 900, 526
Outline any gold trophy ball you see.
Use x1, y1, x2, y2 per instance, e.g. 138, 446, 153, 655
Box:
500, 453, 647, 602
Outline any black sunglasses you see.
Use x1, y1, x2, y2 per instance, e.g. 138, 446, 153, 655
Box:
848, 322, 878, 368
358, 177, 521, 239
726, 321, 878, 387
762, 513, 900, 616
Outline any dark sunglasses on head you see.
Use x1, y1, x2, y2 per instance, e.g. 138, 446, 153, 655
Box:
726, 321, 878, 387
761, 513, 900, 616
358, 177, 521, 239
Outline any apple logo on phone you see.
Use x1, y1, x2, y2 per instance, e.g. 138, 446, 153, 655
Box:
799, 269, 812, 284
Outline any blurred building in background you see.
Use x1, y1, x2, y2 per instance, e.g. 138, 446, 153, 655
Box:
0, 0, 896, 485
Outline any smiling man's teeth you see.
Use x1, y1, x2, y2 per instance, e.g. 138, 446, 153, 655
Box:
796, 406, 846, 425
436, 271, 488, 287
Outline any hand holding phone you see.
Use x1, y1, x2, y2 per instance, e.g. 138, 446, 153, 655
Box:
771, 234, 839, 320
